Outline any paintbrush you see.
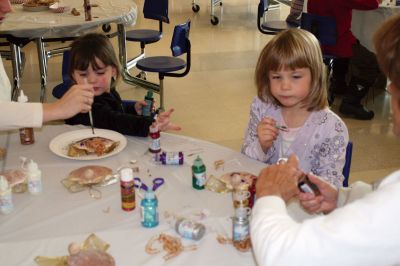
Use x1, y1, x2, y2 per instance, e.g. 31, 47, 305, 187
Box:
275, 125, 289, 132
83, 78, 95, 135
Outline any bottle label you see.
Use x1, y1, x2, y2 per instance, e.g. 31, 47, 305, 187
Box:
28, 179, 42, 194
0, 193, 13, 214
121, 181, 135, 211
19, 128, 34, 145
142, 99, 153, 117
193, 172, 206, 187
164, 152, 180, 165
141, 205, 159, 227
149, 138, 161, 152
233, 221, 249, 241
177, 219, 195, 239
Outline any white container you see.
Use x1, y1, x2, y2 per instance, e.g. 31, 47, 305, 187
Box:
0, 175, 13, 214
27, 160, 42, 195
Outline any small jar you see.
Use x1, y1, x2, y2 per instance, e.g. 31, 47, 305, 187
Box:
175, 218, 206, 240
0, 175, 13, 215
159, 151, 184, 165
140, 189, 159, 228
120, 168, 135, 211
192, 156, 206, 190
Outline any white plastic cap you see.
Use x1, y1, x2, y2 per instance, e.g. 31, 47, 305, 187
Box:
27, 160, 39, 172
17, 90, 28, 103
145, 188, 155, 200
0, 175, 9, 191
120, 167, 133, 182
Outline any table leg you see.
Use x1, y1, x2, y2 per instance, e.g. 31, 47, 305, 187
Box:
10, 43, 22, 101
36, 38, 47, 103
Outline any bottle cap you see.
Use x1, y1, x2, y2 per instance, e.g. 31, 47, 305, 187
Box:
235, 207, 250, 218
27, 160, 39, 172
149, 124, 159, 133
120, 167, 133, 182
193, 156, 204, 167
17, 90, 28, 103
145, 91, 153, 99
145, 188, 155, 200
0, 175, 9, 191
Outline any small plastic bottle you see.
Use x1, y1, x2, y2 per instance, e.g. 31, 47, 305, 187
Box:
192, 156, 206, 190
232, 207, 251, 252
175, 218, 206, 240
140, 188, 159, 228
0, 175, 13, 215
18, 90, 34, 145
120, 168, 135, 211
26, 159, 42, 195
148, 124, 161, 154
159, 151, 184, 165
142, 91, 154, 117
83, 0, 92, 21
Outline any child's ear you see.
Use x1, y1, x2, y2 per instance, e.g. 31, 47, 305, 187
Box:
112, 67, 117, 78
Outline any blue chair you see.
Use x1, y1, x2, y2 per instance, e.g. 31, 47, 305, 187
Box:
342, 141, 353, 187
125, 0, 169, 77
52, 49, 72, 99
257, 0, 296, 35
135, 20, 191, 111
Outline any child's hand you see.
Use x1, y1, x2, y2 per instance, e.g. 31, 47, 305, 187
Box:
155, 108, 181, 132
134, 100, 147, 115
257, 117, 279, 152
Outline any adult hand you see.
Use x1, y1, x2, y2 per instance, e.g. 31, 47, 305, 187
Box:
257, 117, 279, 152
298, 173, 338, 214
256, 154, 302, 203
156, 108, 181, 132
43, 84, 94, 123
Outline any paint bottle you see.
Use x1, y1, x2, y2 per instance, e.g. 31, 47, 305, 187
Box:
232, 207, 251, 252
140, 188, 159, 228
18, 90, 34, 145
83, 0, 92, 21
142, 91, 154, 117
0, 175, 13, 215
120, 168, 135, 211
192, 156, 206, 190
148, 124, 161, 153
175, 218, 206, 240
159, 151, 184, 165
26, 159, 42, 195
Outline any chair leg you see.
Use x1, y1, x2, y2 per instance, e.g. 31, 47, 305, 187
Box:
159, 77, 165, 112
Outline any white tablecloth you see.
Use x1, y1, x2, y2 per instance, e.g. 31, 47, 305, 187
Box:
1, 0, 137, 38
352, 5, 400, 52
0, 124, 314, 265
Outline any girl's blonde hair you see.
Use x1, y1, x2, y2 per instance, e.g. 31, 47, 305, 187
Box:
255, 29, 328, 111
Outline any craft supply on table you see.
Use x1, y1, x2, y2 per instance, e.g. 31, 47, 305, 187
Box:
232, 206, 251, 252
134, 177, 164, 192
26, 159, 42, 195
192, 156, 206, 190
148, 124, 161, 154
175, 217, 206, 240
18, 90, 35, 145
0, 175, 13, 215
142, 91, 154, 117
145, 233, 197, 261
120, 167, 135, 211
159, 151, 184, 165
140, 188, 159, 228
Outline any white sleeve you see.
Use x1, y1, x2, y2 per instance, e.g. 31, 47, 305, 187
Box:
0, 102, 43, 130
0, 58, 12, 101
251, 172, 400, 266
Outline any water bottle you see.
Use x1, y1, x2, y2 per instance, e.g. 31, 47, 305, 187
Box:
192, 156, 206, 190
0, 175, 13, 215
140, 188, 159, 228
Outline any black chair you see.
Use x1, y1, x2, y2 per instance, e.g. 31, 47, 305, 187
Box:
136, 20, 191, 111
125, 0, 169, 77
257, 0, 296, 35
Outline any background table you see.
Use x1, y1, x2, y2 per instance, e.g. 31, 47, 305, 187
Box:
0, 124, 314, 265
0, 0, 137, 101
352, 4, 400, 52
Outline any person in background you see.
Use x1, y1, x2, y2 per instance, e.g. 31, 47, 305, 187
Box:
285, 0, 304, 27
250, 14, 400, 266
65, 33, 180, 136
307, 0, 382, 120
0, 0, 94, 131
241, 29, 348, 188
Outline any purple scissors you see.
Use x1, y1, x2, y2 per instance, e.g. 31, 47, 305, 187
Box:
134, 177, 165, 191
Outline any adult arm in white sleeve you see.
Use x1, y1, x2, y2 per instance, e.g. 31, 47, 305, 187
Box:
251, 171, 400, 266
0, 101, 43, 130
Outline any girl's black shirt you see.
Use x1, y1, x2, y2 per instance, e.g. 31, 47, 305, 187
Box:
66, 88, 152, 137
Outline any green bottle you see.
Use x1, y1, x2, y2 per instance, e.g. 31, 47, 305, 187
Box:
142, 91, 154, 117
192, 156, 206, 190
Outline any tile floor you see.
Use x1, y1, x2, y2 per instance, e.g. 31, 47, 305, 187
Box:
3, 0, 400, 185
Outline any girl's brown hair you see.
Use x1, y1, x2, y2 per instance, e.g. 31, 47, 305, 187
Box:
255, 29, 328, 111
69, 33, 120, 84
373, 14, 400, 90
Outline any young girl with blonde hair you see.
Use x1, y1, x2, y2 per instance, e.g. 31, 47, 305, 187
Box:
242, 29, 348, 187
